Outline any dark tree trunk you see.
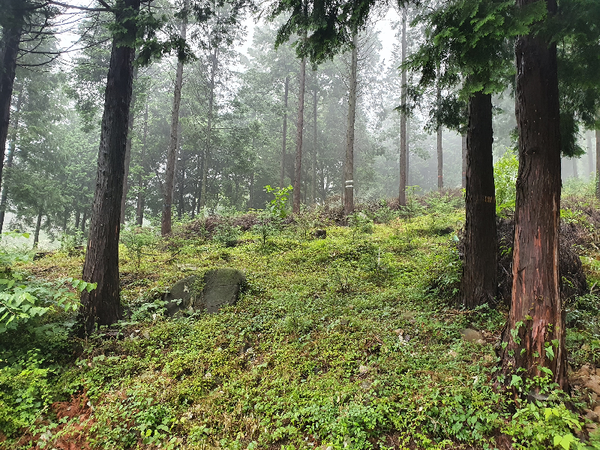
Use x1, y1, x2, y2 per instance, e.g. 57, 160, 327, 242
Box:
120, 68, 138, 225
596, 129, 600, 200
344, 33, 358, 216
136, 102, 148, 226
437, 87, 443, 190
280, 76, 289, 189
0, 15, 23, 194
33, 209, 43, 248
501, 0, 566, 390
162, 4, 188, 235
200, 46, 218, 210
79, 0, 140, 336
312, 83, 317, 204
462, 92, 497, 308
0, 84, 23, 235
81, 211, 87, 234
293, 55, 307, 214
398, 8, 408, 207
461, 134, 467, 189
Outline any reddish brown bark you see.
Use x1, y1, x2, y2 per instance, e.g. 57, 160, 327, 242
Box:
461, 92, 497, 308
501, 0, 566, 390
79, 0, 140, 336
344, 33, 358, 216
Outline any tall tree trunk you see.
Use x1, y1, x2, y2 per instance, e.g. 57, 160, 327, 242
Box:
502, 0, 566, 390
79, 0, 140, 336
461, 92, 497, 308
293, 55, 307, 214
587, 130, 593, 180
280, 76, 289, 188
200, 46, 218, 209
136, 101, 148, 226
437, 87, 443, 190
344, 33, 358, 216
596, 129, 600, 200
162, 3, 188, 235
461, 134, 467, 189
399, 8, 408, 207
312, 82, 318, 204
572, 158, 578, 180
81, 211, 87, 234
33, 208, 43, 248
120, 68, 138, 225
0, 85, 23, 235
0, 12, 23, 192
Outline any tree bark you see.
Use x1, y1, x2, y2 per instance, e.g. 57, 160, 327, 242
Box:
280, 76, 289, 189
33, 208, 43, 248
398, 8, 408, 207
0, 84, 23, 235
120, 68, 138, 225
136, 101, 148, 226
344, 33, 358, 216
502, 0, 566, 390
79, 0, 140, 336
312, 82, 317, 204
461, 92, 497, 308
437, 87, 443, 190
200, 46, 218, 210
0, 14, 23, 193
462, 134, 467, 189
596, 129, 600, 200
162, 3, 188, 235
293, 55, 307, 214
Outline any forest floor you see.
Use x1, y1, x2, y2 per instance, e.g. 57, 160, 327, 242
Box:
2, 191, 600, 449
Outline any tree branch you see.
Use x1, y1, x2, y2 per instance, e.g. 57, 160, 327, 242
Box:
48, 1, 109, 12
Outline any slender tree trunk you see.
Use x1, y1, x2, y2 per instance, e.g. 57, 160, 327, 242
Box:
280, 76, 289, 188
596, 129, 600, 200
80, 0, 140, 336
461, 134, 467, 189
200, 46, 218, 209
33, 208, 43, 248
136, 101, 148, 226
344, 33, 358, 216
399, 8, 408, 207
293, 55, 307, 214
120, 68, 138, 225
162, 4, 188, 235
437, 87, 443, 190
462, 92, 497, 308
502, 0, 566, 390
587, 130, 593, 180
75, 212, 81, 230
0, 85, 23, 235
0, 13, 23, 192
81, 211, 87, 234
572, 158, 578, 180
312, 82, 318, 204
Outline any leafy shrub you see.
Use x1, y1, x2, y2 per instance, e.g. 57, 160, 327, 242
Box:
121, 225, 158, 272
264, 184, 293, 219
213, 223, 242, 247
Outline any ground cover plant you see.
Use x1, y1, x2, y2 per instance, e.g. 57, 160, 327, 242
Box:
0, 191, 600, 449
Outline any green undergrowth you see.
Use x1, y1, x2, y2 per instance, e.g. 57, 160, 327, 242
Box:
1, 195, 599, 449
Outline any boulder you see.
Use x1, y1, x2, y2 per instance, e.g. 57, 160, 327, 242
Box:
164, 268, 246, 316
202, 268, 246, 313
461, 328, 484, 344
164, 275, 200, 316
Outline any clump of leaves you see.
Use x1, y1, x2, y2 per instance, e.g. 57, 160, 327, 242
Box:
495, 149, 518, 215
121, 225, 158, 272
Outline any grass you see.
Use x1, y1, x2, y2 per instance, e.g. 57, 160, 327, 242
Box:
1, 194, 599, 449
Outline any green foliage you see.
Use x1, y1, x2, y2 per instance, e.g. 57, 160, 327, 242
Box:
121, 225, 158, 272
264, 184, 293, 219
348, 212, 374, 237
0, 350, 56, 436
503, 400, 584, 450
494, 149, 518, 214
213, 223, 242, 247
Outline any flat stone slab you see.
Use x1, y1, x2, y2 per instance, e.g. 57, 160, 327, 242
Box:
164, 268, 245, 316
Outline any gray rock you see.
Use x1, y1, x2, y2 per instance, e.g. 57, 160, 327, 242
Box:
164, 268, 246, 316
461, 328, 484, 344
164, 275, 200, 316
202, 268, 246, 313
